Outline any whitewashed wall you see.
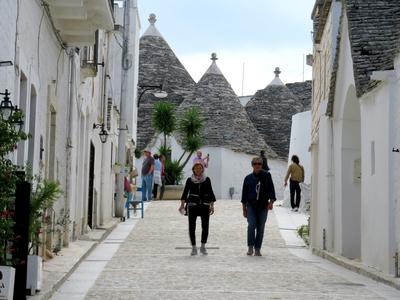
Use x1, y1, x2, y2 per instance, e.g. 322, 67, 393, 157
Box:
136, 135, 286, 200
360, 81, 398, 275
0, 1, 134, 247
312, 9, 400, 275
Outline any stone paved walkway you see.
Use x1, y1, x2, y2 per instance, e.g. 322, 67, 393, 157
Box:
81, 201, 399, 299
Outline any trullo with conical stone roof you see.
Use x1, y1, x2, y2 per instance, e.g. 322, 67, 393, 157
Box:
137, 14, 196, 150
245, 68, 306, 158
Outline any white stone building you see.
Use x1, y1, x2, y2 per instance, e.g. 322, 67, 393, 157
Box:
0, 0, 140, 256
310, 0, 400, 276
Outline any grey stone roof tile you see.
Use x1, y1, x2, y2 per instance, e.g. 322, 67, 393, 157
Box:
246, 78, 309, 158
326, 1, 400, 116
346, 0, 400, 97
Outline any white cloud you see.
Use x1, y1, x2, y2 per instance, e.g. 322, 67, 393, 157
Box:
179, 48, 312, 96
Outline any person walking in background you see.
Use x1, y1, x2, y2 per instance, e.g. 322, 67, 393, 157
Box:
141, 149, 154, 202
192, 150, 209, 168
260, 150, 270, 171
284, 155, 304, 212
152, 154, 162, 199
179, 162, 216, 256
241, 157, 276, 256
159, 154, 166, 200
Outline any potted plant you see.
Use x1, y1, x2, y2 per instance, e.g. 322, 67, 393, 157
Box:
26, 178, 62, 295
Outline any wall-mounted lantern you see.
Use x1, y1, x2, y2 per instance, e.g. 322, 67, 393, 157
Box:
93, 123, 108, 143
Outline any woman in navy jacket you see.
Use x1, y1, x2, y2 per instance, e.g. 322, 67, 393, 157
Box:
241, 156, 276, 256
179, 162, 216, 255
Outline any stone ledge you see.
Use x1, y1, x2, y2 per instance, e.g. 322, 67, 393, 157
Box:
312, 248, 400, 291
27, 219, 120, 300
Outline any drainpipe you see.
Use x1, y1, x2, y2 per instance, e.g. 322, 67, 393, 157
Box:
99, 33, 111, 226
64, 47, 75, 246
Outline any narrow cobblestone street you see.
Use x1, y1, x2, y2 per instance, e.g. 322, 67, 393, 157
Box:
51, 201, 400, 299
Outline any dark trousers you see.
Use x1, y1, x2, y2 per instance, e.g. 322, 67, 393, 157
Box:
289, 180, 301, 208
159, 176, 165, 200
153, 184, 158, 199
187, 204, 210, 246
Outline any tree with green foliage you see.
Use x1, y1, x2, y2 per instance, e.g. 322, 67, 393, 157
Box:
152, 102, 203, 185
152, 101, 176, 151
0, 110, 27, 265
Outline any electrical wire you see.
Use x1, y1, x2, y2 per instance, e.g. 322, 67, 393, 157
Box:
14, 0, 20, 77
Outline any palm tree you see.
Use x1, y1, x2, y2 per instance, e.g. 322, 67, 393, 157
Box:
177, 107, 203, 169
152, 101, 176, 150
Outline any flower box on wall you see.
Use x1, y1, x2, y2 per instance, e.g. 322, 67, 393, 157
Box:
26, 255, 43, 295
0, 266, 15, 300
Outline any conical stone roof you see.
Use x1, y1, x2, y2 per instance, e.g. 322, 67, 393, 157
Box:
178, 53, 277, 158
245, 68, 305, 158
137, 14, 196, 150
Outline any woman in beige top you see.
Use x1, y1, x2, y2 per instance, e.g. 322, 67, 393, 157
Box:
284, 155, 304, 212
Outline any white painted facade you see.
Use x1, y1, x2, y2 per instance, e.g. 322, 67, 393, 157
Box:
136, 135, 286, 200
0, 1, 140, 255
283, 111, 311, 210
311, 2, 400, 275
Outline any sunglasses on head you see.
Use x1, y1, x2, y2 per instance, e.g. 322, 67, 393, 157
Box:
252, 162, 262, 166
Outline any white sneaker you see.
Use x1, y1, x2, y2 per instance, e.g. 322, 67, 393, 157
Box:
294, 207, 298, 212
191, 247, 198, 256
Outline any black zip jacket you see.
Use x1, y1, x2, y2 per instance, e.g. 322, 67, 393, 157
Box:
181, 177, 216, 204
241, 170, 276, 208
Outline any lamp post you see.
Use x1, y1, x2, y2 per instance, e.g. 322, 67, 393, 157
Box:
93, 123, 108, 143
0, 89, 14, 121
137, 84, 168, 107
0, 89, 24, 131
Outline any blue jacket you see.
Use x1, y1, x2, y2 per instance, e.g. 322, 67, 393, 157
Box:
241, 170, 276, 208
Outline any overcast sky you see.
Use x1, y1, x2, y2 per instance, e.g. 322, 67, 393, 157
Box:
135, 0, 315, 96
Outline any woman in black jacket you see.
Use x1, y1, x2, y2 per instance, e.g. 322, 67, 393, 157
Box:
179, 161, 216, 255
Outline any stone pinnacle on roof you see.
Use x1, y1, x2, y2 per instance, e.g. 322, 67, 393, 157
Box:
268, 67, 284, 86
142, 13, 163, 37
204, 52, 223, 75
149, 13, 156, 25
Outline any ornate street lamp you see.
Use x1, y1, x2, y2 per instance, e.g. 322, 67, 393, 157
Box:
12, 105, 24, 133
93, 123, 108, 143
137, 84, 168, 107
0, 89, 14, 121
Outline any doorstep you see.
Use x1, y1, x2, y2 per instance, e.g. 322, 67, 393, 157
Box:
27, 218, 120, 300
313, 248, 400, 291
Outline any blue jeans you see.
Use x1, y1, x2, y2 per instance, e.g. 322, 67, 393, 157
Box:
142, 175, 153, 202
247, 204, 268, 249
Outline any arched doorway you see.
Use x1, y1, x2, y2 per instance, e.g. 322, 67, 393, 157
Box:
340, 86, 361, 259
